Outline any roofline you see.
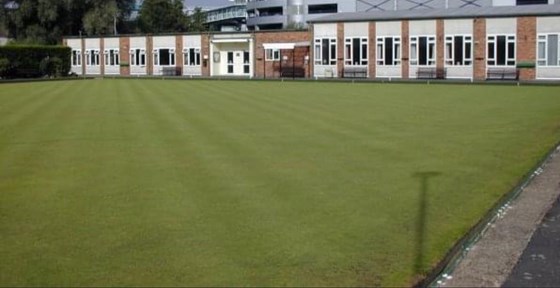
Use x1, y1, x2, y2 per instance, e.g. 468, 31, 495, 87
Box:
308, 5, 560, 24
62, 29, 309, 40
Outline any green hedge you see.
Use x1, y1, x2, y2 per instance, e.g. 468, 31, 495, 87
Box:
0, 45, 71, 79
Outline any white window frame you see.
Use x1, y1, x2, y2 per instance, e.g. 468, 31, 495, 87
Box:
376, 36, 401, 66
130, 48, 146, 66
72, 50, 82, 66
183, 48, 201, 66
265, 48, 280, 61
487, 34, 516, 67
154, 48, 176, 66
537, 33, 560, 67
445, 35, 473, 66
314, 37, 337, 65
85, 49, 100, 66
344, 37, 368, 66
410, 36, 436, 66
104, 49, 120, 66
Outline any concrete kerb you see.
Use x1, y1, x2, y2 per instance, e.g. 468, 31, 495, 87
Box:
419, 142, 560, 288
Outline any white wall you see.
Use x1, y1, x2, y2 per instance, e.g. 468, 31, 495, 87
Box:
183, 35, 202, 76
344, 22, 368, 37
409, 20, 437, 78
313, 23, 338, 78
67, 39, 83, 75
445, 19, 474, 79
104, 38, 120, 75
486, 18, 516, 34
85, 38, 100, 75
375, 21, 402, 79
537, 17, 560, 79
376, 21, 401, 37
129, 37, 147, 75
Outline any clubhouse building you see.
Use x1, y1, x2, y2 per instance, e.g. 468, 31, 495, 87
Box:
64, 5, 560, 81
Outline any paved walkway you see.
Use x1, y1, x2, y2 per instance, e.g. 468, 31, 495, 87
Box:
442, 146, 560, 287
503, 196, 560, 287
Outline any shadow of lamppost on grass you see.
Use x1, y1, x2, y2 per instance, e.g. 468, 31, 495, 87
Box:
412, 171, 442, 276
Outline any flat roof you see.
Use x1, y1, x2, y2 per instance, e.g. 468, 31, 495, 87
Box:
309, 4, 560, 23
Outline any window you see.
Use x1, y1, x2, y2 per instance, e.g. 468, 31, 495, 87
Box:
183, 48, 201, 66
85, 49, 100, 66
410, 36, 436, 66
154, 48, 176, 66
487, 35, 516, 66
308, 4, 337, 14
104, 49, 120, 66
517, 0, 547, 4
265, 49, 280, 61
376, 36, 401, 66
345, 37, 368, 66
537, 34, 560, 66
130, 49, 146, 66
314, 38, 337, 65
445, 35, 472, 66
72, 50, 81, 66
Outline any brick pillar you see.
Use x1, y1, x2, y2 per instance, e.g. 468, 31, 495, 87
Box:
146, 35, 153, 75
473, 18, 486, 80
201, 34, 210, 77
401, 20, 409, 79
100, 38, 105, 76
120, 37, 130, 76
308, 25, 314, 78
176, 35, 183, 76
517, 17, 537, 81
81, 38, 86, 75
369, 22, 376, 79
337, 22, 344, 78
436, 19, 445, 76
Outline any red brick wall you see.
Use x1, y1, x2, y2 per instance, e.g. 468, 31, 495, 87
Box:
201, 34, 210, 77
308, 25, 314, 78
254, 30, 310, 78
176, 35, 184, 75
473, 18, 486, 80
337, 23, 344, 77
401, 20, 410, 79
119, 37, 130, 76
369, 22, 376, 79
81, 38, 86, 75
100, 38, 105, 75
146, 35, 153, 75
436, 19, 445, 73
517, 17, 536, 81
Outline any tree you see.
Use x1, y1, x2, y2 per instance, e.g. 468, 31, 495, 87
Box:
1, 0, 135, 44
187, 7, 207, 32
83, 0, 118, 36
138, 0, 187, 33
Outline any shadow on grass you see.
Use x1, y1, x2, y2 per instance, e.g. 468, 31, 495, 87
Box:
412, 171, 442, 276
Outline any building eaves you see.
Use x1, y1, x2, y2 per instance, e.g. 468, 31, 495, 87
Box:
308, 4, 560, 23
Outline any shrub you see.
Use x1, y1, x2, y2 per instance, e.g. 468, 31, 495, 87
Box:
0, 46, 71, 79
0, 58, 14, 79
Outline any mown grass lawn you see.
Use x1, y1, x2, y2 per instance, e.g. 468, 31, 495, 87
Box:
1, 79, 559, 286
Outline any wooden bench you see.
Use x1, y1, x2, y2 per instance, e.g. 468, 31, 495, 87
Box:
486, 68, 518, 80
417, 67, 446, 79
343, 66, 368, 78
161, 67, 178, 76
280, 66, 305, 78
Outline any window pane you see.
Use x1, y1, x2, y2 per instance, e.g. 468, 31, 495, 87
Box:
497, 36, 506, 65
385, 37, 393, 65
454, 36, 463, 65
465, 42, 472, 61
538, 41, 546, 62
548, 35, 558, 66
353, 38, 360, 64
419, 37, 427, 65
